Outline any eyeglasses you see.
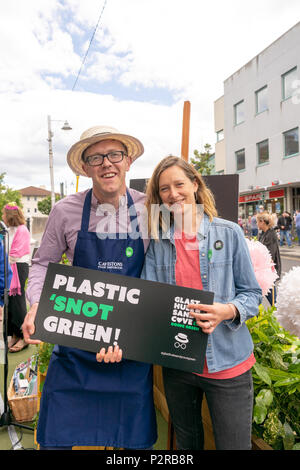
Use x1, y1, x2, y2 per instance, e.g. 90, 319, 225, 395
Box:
84, 151, 127, 166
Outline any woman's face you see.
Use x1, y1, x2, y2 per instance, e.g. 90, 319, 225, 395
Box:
257, 218, 267, 231
158, 165, 198, 214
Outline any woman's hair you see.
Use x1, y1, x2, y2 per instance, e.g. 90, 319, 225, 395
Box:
256, 211, 275, 228
3, 204, 26, 227
145, 156, 218, 238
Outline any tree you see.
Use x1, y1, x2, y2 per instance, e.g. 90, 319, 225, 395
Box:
37, 195, 61, 216
191, 143, 214, 175
0, 173, 22, 215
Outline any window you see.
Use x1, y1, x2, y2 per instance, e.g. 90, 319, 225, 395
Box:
257, 139, 269, 165
256, 86, 268, 114
283, 127, 299, 157
234, 100, 245, 125
27, 196, 30, 201
282, 67, 297, 100
235, 149, 245, 171
216, 129, 224, 142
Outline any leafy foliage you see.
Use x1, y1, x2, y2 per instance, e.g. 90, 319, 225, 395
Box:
190, 144, 214, 175
0, 172, 22, 215
247, 305, 300, 449
37, 195, 61, 215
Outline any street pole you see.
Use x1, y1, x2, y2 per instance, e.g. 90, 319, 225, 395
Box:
181, 101, 191, 162
47, 115, 56, 209
47, 115, 72, 209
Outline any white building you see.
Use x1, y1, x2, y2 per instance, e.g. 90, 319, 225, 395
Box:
18, 185, 51, 218
214, 21, 300, 218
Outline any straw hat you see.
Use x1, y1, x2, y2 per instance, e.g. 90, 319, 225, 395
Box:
67, 126, 144, 176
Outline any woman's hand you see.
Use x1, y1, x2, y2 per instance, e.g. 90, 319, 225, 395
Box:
188, 302, 237, 334
96, 345, 123, 363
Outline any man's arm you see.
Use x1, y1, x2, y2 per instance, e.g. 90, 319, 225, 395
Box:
24, 203, 68, 343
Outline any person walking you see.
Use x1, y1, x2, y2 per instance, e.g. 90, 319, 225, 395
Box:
1, 203, 30, 352
251, 213, 258, 237
256, 212, 281, 306
277, 211, 292, 247
295, 210, 300, 246
0, 238, 13, 321
22, 126, 157, 450
141, 156, 262, 450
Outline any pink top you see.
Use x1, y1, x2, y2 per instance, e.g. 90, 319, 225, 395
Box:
26, 188, 148, 306
175, 232, 255, 379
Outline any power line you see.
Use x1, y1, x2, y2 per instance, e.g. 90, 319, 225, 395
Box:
72, 0, 108, 91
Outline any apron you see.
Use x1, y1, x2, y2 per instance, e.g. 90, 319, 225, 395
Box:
37, 189, 157, 448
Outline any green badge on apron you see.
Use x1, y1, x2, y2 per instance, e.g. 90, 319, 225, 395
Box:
126, 247, 134, 258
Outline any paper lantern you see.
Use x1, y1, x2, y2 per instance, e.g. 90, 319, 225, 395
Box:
275, 267, 300, 338
245, 238, 278, 296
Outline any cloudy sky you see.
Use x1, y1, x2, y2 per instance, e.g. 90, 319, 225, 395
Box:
1, 0, 300, 195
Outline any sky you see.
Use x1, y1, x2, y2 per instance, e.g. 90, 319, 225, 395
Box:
1, 0, 300, 195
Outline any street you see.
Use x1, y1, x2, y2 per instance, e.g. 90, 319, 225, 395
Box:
282, 255, 300, 275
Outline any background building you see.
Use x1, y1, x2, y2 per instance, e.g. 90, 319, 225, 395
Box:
214, 21, 300, 218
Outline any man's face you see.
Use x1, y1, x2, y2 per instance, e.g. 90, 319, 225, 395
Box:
82, 139, 132, 201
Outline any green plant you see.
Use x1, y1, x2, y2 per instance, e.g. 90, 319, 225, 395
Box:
37, 342, 54, 375
247, 305, 300, 450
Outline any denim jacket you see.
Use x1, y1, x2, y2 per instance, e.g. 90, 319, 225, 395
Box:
141, 214, 262, 373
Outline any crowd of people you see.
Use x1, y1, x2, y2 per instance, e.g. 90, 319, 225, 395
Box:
239, 209, 300, 247
0, 124, 299, 450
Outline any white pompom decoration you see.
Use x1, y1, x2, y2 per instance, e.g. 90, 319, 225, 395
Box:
275, 266, 300, 338
245, 238, 278, 296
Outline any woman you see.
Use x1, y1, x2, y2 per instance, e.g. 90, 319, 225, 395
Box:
256, 212, 281, 306
0, 239, 13, 321
2, 203, 30, 352
141, 156, 262, 450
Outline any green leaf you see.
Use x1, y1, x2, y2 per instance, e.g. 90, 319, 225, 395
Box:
269, 350, 288, 371
283, 421, 295, 450
256, 389, 273, 407
292, 442, 300, 450
253, 362, 272, 386
253, 403, 268, 424
274, 377, 300, 388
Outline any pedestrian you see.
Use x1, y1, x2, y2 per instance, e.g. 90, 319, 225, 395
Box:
251, 212, 258, 237
256, 212, 281, 306
0, 238, 13, 321
277, 211, 292, 247
22, 126, 157, 450
141, 156, 262, 450
1, 203, 30, 352
295, 210, 300, 246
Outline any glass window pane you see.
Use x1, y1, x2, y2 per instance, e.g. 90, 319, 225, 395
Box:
256, 86, 268, 113
257, 140, 269, 164
282, 67, 297, 100
284, 128, 299, 157
236, 149, 245, 171
234, 101, 245, 125
216, 129, 224, 142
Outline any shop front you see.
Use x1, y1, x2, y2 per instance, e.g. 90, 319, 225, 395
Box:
239, 189, 285, 218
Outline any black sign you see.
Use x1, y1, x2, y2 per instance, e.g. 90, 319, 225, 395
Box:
130, 174, 239, 223
32, 263, 214, 373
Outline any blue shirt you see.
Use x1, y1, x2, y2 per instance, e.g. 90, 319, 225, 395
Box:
0, 240, 13, 307
141, 214, 262, 373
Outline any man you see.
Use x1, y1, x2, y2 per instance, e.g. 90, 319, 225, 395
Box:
250, 212, 258, 237
22, 126, 157, 449
277, 211, 292, 247
295, 210, 300, 246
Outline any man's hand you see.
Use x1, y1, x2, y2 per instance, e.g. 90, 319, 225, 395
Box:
22, 303, 41, 344
96, 345, 122, 363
